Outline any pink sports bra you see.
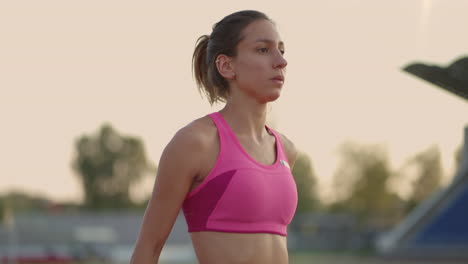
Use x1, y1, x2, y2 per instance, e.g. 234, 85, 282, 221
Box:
181, 112, 298, 236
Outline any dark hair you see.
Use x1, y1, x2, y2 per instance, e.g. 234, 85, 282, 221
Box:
192, 10, 272, 105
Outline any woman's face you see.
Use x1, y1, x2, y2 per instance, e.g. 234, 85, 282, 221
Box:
230, 19, 288, 103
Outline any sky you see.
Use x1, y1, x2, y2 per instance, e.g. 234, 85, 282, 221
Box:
1, 0, 467, 203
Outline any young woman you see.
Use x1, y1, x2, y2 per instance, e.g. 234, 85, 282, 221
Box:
131, 10, 298, 264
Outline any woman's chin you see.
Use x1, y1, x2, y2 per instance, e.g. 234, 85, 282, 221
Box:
261, 92, 281, 103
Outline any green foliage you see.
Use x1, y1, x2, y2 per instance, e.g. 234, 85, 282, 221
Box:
72, 123, 155, 210
0, 191, 50, 211
0, 197, 4, 223
455, 145, 463, 170
0, 191, 57, 224
292, 152, 320, 213
330, 142, 402, 227
404, 145, 443, 213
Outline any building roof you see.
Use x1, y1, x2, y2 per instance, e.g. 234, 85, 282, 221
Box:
403, 56, 468, 100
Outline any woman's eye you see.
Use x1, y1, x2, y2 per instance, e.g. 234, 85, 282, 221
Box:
258, 47, 285, 55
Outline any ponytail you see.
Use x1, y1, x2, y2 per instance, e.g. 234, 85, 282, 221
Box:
192, 35, 219, 105
191, 10, 271, 105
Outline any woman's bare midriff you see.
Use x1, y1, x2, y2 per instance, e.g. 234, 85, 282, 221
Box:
190, 231, 289, 264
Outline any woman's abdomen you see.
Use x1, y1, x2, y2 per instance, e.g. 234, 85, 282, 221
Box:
190, 231, 289, 264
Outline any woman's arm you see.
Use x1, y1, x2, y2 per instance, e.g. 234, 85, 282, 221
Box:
130, 125, 205, 264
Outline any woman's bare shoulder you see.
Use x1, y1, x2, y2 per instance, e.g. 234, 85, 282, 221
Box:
172, 115, 217, 149
187, 114, 217, 136
152, 114, 218, 186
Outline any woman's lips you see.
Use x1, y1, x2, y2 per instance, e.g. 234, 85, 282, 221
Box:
271, 76, 284, 85
271, 79, 284, 84
271, 75, 284, 84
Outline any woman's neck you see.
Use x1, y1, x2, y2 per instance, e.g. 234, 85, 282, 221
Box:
219, 98, 270, 141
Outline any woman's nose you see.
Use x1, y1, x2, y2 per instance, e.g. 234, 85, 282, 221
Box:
274, 54, 288, 69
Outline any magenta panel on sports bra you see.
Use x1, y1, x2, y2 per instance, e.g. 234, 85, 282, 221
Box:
181, 112, 298, 236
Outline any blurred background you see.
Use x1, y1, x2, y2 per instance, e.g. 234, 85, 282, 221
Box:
1, 0, 467, 263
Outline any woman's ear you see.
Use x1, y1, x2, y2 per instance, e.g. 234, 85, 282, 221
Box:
215, 54, 236, 80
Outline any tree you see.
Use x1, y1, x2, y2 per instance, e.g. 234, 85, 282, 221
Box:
72, 123, 155, 210
291, 152, 320, 213
0, 197, 4, 223
405, 145, 443, 212
0, 191, 54, 222
330, 142, 402, 227
455, 145, 463, 171
0, 191, 50, 210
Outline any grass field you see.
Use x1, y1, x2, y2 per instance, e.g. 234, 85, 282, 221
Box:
20, 252, 466, 264
155, 251, 468, 264
289, 251, 466, 264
